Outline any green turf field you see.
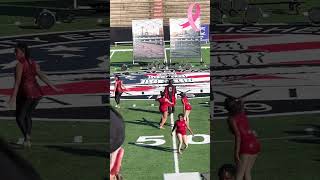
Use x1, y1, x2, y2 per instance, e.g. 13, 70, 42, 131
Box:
220, 0, 320, 24
211, 114, 320, 180
0, 120, 107, 180
110, 45, 210, 73
0, 0, 107, 36
111, 98, 210, 180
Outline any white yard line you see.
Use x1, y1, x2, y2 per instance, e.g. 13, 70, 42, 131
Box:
171, 113, 180, 173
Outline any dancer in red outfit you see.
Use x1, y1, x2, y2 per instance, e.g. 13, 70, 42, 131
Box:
224, 97, 261, 180
8, 43, 61, 147
164, 79, 176, 114
156, 91, 173, 129
171, 113, 194, 154
180, 92, 192, 125
114, 75, 126, 108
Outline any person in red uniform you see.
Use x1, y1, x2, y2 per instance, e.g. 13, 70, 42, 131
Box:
114, 75, 126, 108
224, 97, 261, 180
8, 43, 61, 147
156, 91, 173, 129
164, 79, 176, 114
180, 92, 192, 125
171, 113, 194, 154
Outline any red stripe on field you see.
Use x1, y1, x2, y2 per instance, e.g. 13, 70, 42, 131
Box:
248, 41, 320, 52
0, 80, 109, 96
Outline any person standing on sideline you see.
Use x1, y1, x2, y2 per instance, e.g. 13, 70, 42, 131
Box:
8, 42, 61, 148
114, 75, 126, 108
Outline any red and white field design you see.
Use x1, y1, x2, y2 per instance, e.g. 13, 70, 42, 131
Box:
110, 71, 210, 98
212, 31, 320, 116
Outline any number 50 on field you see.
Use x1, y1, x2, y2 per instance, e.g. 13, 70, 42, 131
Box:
135, 134, 210, 146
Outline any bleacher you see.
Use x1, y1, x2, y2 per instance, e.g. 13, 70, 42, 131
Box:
110, 0, 210, 27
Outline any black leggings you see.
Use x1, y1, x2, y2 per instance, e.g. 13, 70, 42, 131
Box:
115, 91, 123, 105
16, 97, 40, 139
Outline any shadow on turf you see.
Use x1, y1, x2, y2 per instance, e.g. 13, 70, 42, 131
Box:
124, 118, 171, 129
284, 123, 320, 145
127, 108, 159, 114
45, 145, 106, 157
18, 25, 41, 30
128, 142, 172, 152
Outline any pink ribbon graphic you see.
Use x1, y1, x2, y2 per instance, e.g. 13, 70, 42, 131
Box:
180, 2, 201, 32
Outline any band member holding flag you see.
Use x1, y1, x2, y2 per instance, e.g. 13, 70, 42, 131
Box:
114, 75, 126, 108
164, 79, 177, 114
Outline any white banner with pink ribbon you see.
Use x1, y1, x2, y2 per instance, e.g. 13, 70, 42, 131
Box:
169, 3, 202, 60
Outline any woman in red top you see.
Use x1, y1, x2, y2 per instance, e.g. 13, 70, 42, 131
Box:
180, 92, 192, 125
171, 113, 194, 154
224, 97, 261, 180
8, 43, 61, 147
164, 79, 176, 114
156, 91, 173, 129
114, 75, 126, 108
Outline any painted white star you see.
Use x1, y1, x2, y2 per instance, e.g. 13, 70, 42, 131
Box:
84, 55, 107, 70
42, 46, 87, 52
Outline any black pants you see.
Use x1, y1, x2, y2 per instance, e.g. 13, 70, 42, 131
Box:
115, 91, 123, 105
16, 97, 40, 139
168, 106, 175, 114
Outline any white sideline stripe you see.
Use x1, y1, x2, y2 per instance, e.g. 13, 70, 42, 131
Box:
0, 117, 108, 123
171, 113, 180, 173
110, 46, 210, 52
213, 110, 320, 120
110, 50, 115, 59
213, 135, 317, 143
